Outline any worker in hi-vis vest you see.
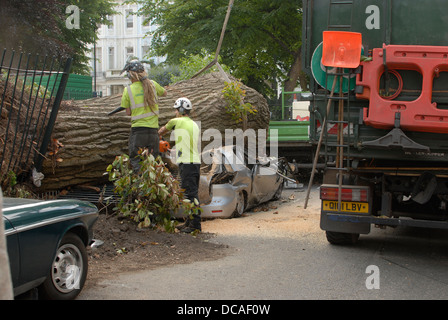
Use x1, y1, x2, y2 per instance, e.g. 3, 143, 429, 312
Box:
159, 97, 202, 233
120, 59, 167, 171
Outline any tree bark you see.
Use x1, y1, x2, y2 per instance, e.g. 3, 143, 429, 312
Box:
39, 72, 270, 191
284, 50, 308, 92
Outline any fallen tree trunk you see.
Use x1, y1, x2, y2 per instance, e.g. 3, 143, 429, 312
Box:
39, 72, 270, 191
0, 80, 53, 185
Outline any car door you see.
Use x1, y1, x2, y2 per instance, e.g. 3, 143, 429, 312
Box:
3, 216, 20, 287
5, 203, 61, 289
252, 161, 281, 204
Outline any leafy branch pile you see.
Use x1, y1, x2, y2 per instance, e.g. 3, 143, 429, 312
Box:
106, 150, 201, 232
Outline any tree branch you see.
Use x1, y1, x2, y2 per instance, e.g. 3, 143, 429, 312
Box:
261, 28, 295, 56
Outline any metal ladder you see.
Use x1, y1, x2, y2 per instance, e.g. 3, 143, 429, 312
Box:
325, 0, 355, 209
303, 68, 354, 209
323, 69, 354, 210
303, 0, 356, 209
323, 69, 353, 168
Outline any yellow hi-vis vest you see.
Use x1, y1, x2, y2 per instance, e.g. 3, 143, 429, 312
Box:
121, 81, 164, 128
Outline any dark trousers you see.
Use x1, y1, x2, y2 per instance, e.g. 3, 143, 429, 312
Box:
179, 163, 200, 203
128, 127, 159, 170
179, 163, 201, 226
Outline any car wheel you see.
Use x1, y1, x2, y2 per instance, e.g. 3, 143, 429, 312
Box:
233, 191, 245, 218
38, 233, 88, 300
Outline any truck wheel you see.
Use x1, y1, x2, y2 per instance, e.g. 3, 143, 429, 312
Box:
325, 231, 359, 245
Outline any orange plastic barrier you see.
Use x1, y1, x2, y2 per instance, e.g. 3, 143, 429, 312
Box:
357, 44, 448, 133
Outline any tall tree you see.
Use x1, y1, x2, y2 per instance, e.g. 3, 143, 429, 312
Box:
0, 0, 116, 74
136, 0, 305, 98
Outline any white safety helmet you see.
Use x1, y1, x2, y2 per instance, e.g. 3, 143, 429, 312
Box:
173, 97, 192, 115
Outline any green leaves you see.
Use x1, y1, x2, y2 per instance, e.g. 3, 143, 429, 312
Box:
0, 0, 116, 74
135, 0, 304, 97
168, 49, 230, 84
222, 80, 257, 130
107, 149, 200, 232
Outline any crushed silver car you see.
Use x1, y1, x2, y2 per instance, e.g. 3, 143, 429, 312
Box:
166, 145, 292, 219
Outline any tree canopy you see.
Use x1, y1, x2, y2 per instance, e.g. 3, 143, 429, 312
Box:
136, 0, 305, 98
0, 0, 116, 74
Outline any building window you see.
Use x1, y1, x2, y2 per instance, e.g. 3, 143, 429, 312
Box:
95, 47, 102, 74
126, 10, 134, 29
126, 47, 134, 61
107, 15, 114, 30
111, 85, 124, 95
142, 16, 150, 28
108, 47, 115, 69
141, 46, 150, 58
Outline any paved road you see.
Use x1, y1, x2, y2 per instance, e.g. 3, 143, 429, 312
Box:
78, 186, 448, 300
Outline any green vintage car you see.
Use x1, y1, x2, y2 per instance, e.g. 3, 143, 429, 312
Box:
2, 197, 98, 300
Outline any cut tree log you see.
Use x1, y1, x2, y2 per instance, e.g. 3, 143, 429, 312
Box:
39, 72, 270, 191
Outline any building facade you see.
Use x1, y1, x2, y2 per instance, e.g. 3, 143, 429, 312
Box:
89, 1, 164, 96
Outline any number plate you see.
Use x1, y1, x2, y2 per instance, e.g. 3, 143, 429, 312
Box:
322, 201, 369, 213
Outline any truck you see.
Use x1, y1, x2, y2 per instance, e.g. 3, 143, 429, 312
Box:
303, 0, 448, 244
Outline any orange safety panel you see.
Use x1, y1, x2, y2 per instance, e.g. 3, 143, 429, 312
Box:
322, 31, 362, 69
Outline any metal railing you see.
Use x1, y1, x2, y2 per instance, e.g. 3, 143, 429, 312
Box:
0, 49, 72, 186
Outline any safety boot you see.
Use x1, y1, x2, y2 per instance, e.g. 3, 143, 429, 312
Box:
176, 218, 191, 231
180, 215, 201, 233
